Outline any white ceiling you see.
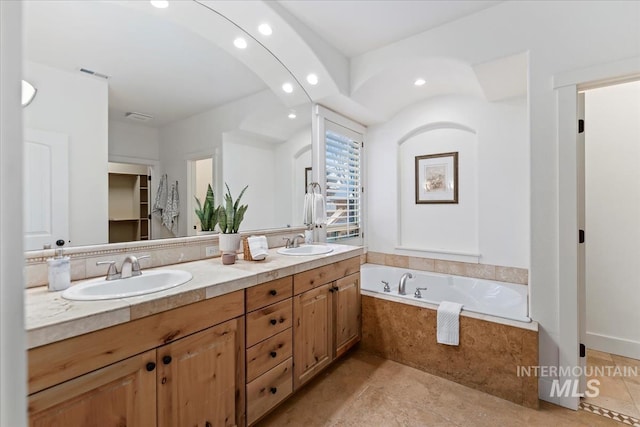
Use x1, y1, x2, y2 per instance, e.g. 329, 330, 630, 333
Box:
278, 0, 503, 58
24, 1, 269, 127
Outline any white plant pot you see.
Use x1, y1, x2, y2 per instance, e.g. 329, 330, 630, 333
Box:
218, 233, 241, 254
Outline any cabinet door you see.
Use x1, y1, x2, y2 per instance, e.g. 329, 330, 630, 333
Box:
334, 273, 362, 358
158, 317, 245, 427
293, 283, 333, 390
29, 349, 156, 427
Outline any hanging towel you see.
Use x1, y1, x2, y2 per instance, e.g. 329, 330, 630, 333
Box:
313, 192, 326, 226
152, 173, 168, 216
162, 181, 180, 232
302, 192, 313, 225
437, 301, 464, 346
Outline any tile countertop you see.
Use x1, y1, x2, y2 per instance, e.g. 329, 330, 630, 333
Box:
26, 243, 363, 350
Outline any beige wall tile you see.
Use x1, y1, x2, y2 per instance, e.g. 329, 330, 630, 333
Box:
384, 254, 409, 268
496, 266, 529, 285
366, 252, 385, 265
25, 263, 48, 288
407, 256, 436, 272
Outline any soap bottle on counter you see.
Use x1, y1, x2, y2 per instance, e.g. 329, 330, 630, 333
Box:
48, 239, 70, 292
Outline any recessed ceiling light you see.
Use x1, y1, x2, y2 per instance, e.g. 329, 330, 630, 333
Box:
306, 74, 319, 85
414, 78, 426, 86
233, 37, 248, 49
258, 23, 272, 36
150, 0, 169, 9
282, 83, 293, 94
288, 112, 297, 119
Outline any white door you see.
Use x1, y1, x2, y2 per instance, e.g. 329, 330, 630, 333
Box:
577, 92, 587, 392
24, 129, 69, 250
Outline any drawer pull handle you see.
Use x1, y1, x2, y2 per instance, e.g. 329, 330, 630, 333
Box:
162, 355, 172, 365
269, 289, 277, 296
270, 387, 277, 394
206, 422, 212, 427
270, 351, 277, 358
270, 319, 277, 325
146, 362, 156, 372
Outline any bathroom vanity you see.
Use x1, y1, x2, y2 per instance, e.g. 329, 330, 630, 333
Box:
26, 245, 362, 427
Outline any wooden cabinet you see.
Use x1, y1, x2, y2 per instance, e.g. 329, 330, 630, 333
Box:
245, 277, 294, 425
334, 273, 361, 358
28, 292, 245, 427
158, 318, 244, 427
293, 283, 334, 390
29, 350, 157, 427
293, 258, 361, 390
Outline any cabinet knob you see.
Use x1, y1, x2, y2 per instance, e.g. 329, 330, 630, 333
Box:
270, 319, 277, 325
269, 289, 277, 296
270, 387, 277, 394
332, 286, 339, 292
206, 422, 212, 427
270, 351, 277, 358
146, 362, 156, 372
162, 355, 172, 365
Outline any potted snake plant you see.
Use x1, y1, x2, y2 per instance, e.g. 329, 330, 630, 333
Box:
217, 183, 248, 258
194, 184, 218, 234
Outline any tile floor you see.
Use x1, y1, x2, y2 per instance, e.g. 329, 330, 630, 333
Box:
584, 349, 640, 419
258, 348, 622, 426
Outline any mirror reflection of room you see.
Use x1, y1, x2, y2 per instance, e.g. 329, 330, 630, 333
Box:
22, 0, 311, 250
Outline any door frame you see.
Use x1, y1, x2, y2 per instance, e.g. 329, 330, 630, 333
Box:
555, 56, 640, 410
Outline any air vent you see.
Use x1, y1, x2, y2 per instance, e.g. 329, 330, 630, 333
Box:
79, 68, 110, 79
125, 112, 153, 122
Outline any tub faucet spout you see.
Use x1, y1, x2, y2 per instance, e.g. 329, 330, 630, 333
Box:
399, 273, 413, 295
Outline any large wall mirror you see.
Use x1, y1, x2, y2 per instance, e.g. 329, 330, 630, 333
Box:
23, 0, 312, 250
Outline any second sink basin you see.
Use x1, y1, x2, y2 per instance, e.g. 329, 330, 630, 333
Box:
277, 245, 334, 256
62, 269, 193, 301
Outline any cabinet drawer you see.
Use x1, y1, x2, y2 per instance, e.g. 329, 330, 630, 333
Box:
246, 277, 292, 313
293, 256, 360, 295
247, 328, 292, 382
246, 299, 292, 347
247, 358, 293, 425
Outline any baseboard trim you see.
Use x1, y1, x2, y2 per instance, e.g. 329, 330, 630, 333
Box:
586, 332, 640, 360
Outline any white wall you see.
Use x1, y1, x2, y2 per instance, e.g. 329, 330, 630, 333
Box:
368, 95, 528, 267
1, 1, 27, 425
274, 128, 312, 227
354, 0, 640, 406
585, 81, 640, 359
24, 61, 109, 247
109, 120, 160, 162
223, 136, 277, 231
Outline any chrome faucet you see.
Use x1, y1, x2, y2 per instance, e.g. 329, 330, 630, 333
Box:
398, 272, 413, 295
292, 234, 305, 248
96, 260, 121, 281
120, 255, 150, 279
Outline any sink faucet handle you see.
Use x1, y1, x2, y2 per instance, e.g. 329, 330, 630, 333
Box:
96, 260, 120, 280
382, 281, 390, 292
282, 237, 292, 248
132, 255, 150, 275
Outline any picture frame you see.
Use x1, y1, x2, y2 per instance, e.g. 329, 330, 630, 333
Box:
415, 152, 458, 204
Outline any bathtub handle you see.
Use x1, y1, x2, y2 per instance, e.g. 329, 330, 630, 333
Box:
414, 287, 428, 298
382, 281, 390, 292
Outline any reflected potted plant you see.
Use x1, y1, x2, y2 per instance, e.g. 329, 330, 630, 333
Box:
194, 184, 218, 235
217, 183, 248, 261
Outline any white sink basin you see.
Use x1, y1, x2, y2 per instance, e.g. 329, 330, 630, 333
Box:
62, 269, 193, 301
277, 245, 334, 256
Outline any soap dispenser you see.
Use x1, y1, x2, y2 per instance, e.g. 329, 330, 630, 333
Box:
48, 239, 70, 292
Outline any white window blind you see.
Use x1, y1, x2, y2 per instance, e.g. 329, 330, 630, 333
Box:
325, 121, 362, 242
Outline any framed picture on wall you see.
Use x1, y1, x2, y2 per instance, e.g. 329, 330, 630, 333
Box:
415, 152, 458, 204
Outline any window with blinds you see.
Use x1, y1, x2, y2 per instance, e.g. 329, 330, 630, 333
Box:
325, 123, 362, 242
